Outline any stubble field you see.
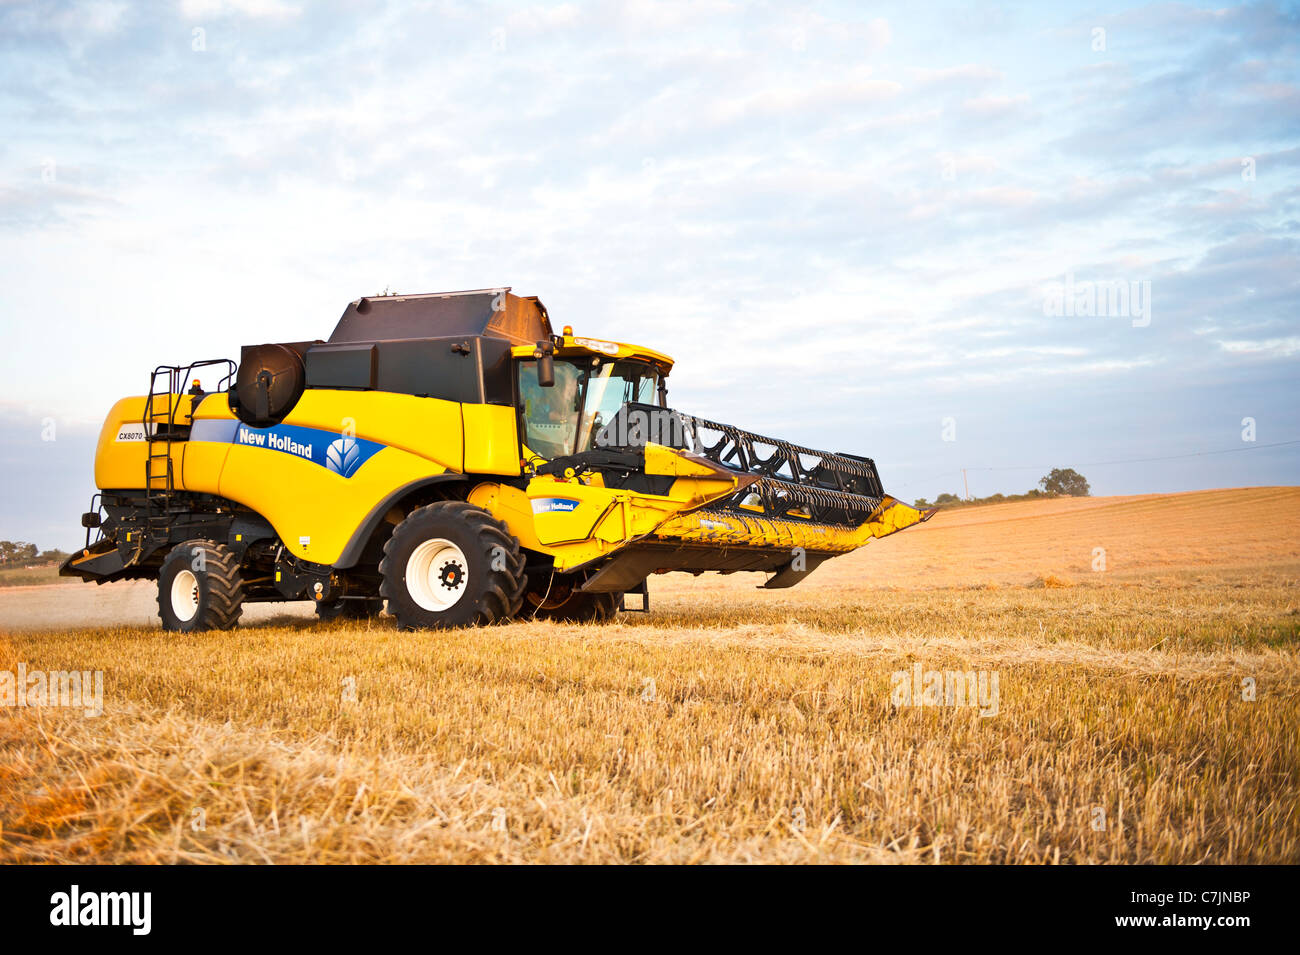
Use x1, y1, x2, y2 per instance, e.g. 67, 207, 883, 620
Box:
1, 486, 1297, 863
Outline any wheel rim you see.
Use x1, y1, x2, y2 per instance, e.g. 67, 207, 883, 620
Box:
405, 538, 470, 612
170, 569, 200, 622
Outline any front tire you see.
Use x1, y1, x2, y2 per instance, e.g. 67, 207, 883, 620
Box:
157, 540, 244, 632
379, 501, 526, 630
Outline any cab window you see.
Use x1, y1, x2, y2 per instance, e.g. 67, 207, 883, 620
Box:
517, 357, 661, 460
577, 360, 659, 452
518, 359, 582, 459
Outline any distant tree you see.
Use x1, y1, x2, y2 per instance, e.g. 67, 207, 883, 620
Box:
1, 542, 61, 565
914, 498, 930, 508
935, 492, 961, 505
1038, 468, 1091, 497
39, 548, 69, 564
0, 541, 33, 565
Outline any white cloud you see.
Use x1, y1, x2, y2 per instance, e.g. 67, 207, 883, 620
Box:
77, 0, 129, 34
960, 93, 1031, 116
179, 0, 302, 19
1216, 337, 1300, 357
507, 3, 581, 31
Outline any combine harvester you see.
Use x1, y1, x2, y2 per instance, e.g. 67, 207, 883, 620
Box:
62, 289, 932, 630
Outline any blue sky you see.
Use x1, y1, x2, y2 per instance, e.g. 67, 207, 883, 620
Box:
1, 0, 1297, 549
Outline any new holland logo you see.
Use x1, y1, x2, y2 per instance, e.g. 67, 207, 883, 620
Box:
326, 437, 363, 478
234, 424, 383, 478
531, 497, 581, 514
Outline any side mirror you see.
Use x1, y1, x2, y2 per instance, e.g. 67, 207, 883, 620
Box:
534, 340, 555, 388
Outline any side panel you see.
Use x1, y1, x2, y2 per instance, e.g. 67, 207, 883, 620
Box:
210, 390, 470, 565
182, 414, 237, 495
93, 397, 150, 490
94, 394, 198, 490
218, 439, 451, 565
93, 387, 533, 566
468, 482, 611, 570
468, 475, 740, 572
461, 403, 521, 476
276, 390, 465, 468
527, 488, 610, 545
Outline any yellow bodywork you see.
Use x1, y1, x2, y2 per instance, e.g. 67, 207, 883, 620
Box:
466, 451, 749, 572
651, 495, 929, 553
96, 389, 508, 565
97, 385, 744, 568
91, 332, 928, 574
510, 333, 675, 373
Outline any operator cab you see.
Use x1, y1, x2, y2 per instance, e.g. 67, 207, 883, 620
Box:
514, 327, 673, 462
518, 356, 662, 460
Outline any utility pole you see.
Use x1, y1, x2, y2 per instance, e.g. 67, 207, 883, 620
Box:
962, 468, 970, 501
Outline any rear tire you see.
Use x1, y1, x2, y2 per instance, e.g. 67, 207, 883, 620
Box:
157, 540, 244, 632
379, 501, 526, 630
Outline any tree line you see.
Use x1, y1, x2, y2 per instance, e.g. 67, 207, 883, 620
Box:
916, 468, 1090, 509
0, 541, 69, 567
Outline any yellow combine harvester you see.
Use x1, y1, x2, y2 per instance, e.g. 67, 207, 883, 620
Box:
63, 289, 932, 630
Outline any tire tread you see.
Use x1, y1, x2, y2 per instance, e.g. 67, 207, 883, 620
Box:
379, 500, 527, 630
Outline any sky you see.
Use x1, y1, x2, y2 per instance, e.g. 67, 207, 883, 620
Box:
1, 0, 1297, 550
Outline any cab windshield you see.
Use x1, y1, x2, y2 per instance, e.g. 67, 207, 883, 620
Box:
518, 357, 660, 460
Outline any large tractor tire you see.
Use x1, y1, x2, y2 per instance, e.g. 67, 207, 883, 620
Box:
157, 540, 245, 632
378, 501, 526, 630
522, 575, 622, 622
315, 597, 385, 622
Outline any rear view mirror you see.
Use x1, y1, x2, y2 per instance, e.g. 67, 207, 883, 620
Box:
534, 340, 555, 387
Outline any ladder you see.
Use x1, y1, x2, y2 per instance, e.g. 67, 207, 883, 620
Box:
142, 360, 236, 528
143, 366, 181, 527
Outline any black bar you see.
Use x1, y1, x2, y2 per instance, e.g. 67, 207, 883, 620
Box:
0, 863, 1283, 943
